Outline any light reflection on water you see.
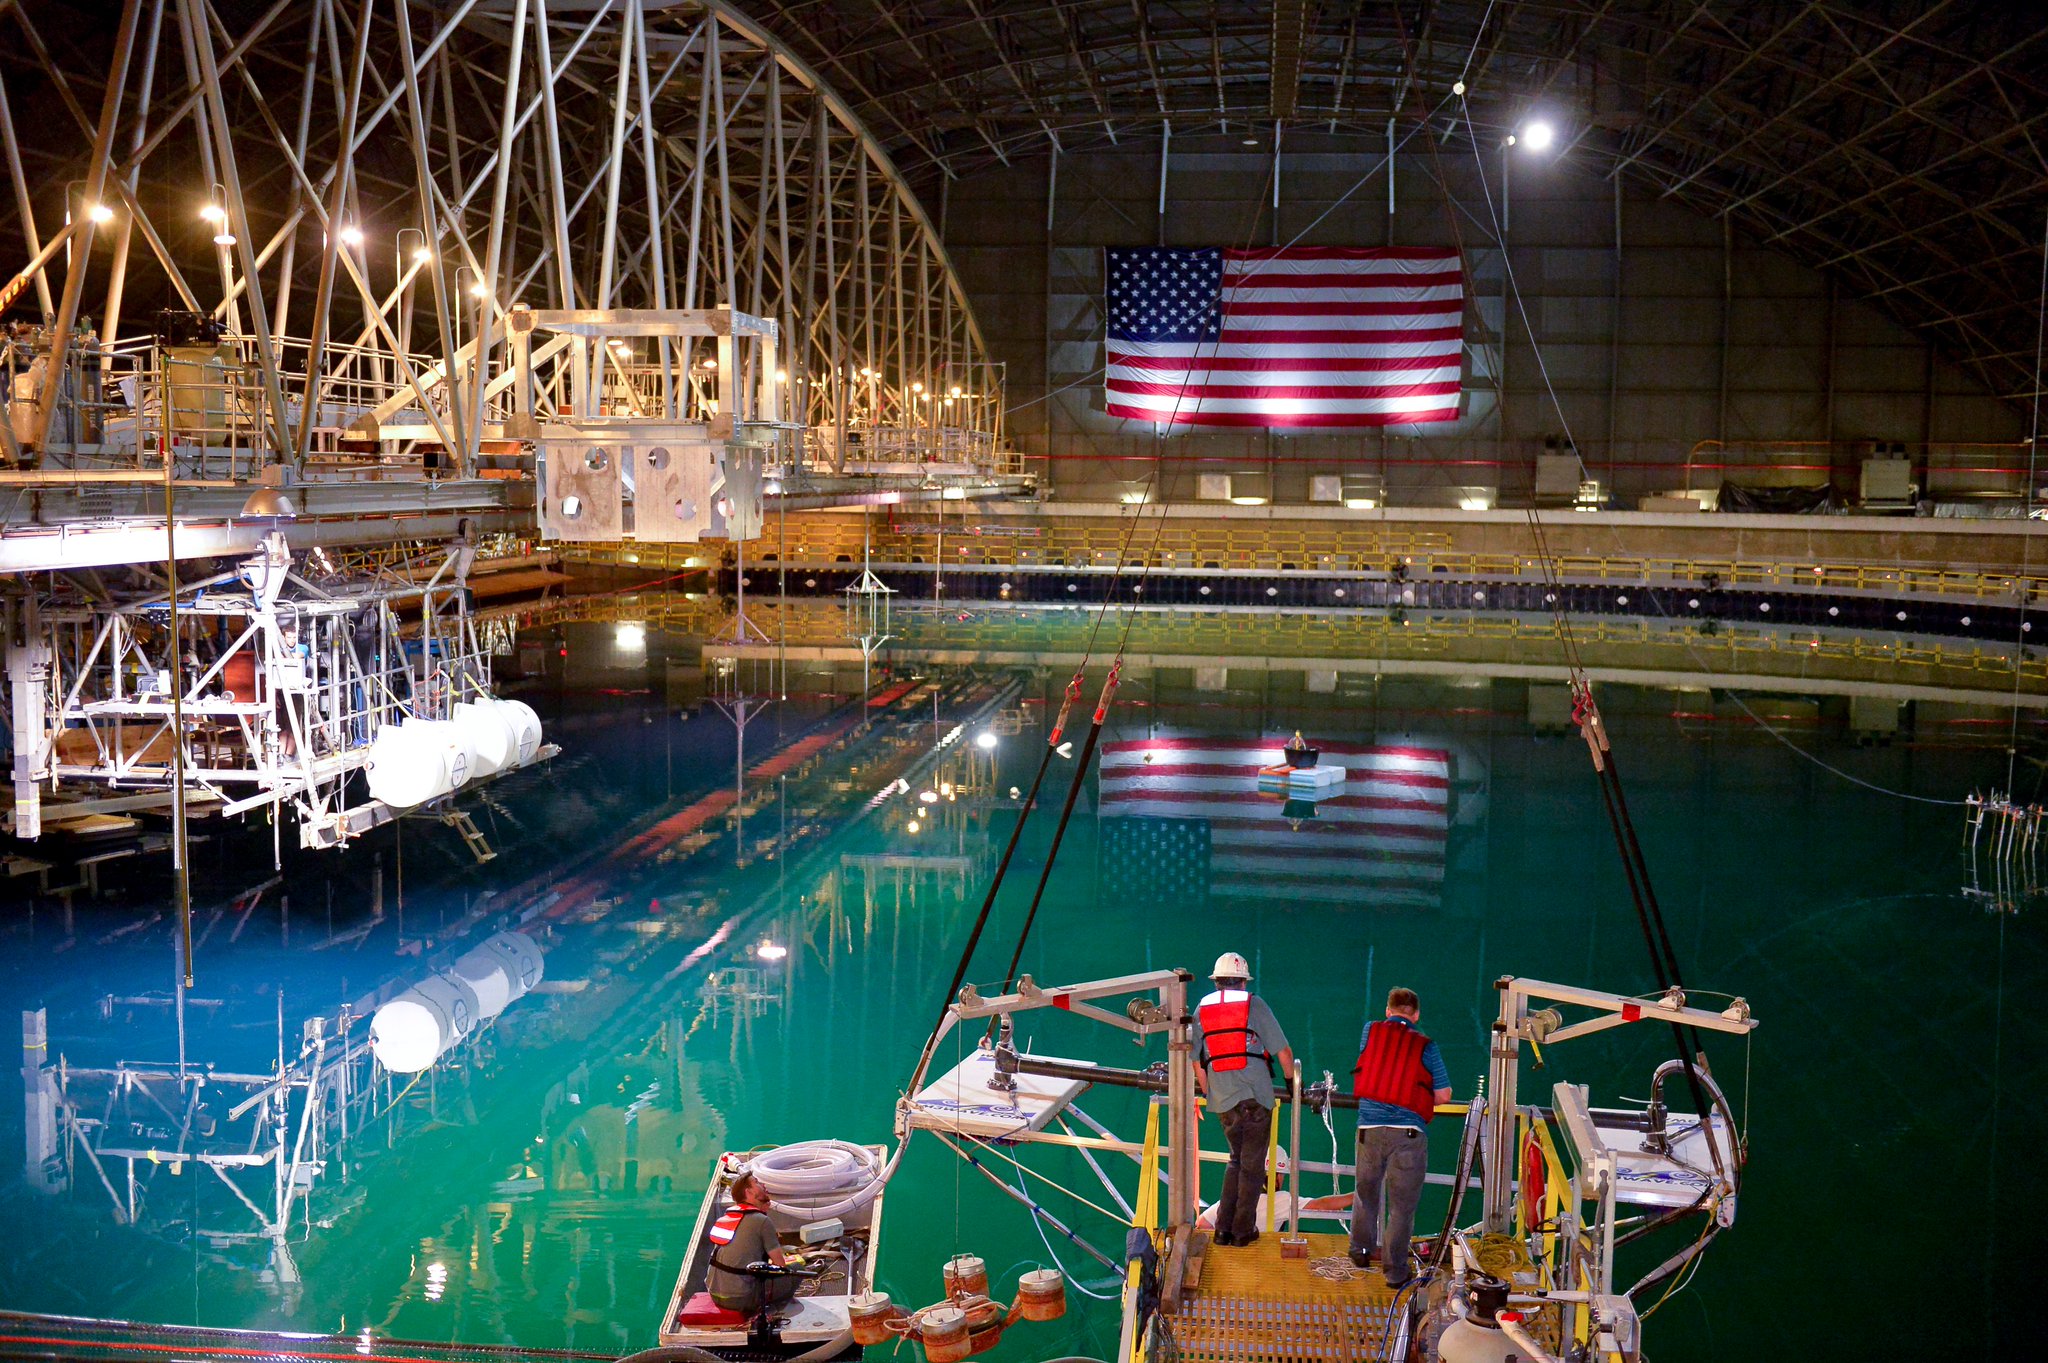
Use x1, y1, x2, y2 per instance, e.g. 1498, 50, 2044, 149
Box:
1, 657, 2042, 1363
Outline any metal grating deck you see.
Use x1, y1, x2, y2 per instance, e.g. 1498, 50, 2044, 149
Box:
1157, 1232, 1404, 1363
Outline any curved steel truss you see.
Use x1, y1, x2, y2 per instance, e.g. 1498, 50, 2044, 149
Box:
0, 0, 1003, 470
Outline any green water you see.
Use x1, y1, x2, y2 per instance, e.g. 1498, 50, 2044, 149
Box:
2, 643, 2040, 1362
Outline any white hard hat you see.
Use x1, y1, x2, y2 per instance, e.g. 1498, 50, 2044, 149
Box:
1210, 951, 1251, 980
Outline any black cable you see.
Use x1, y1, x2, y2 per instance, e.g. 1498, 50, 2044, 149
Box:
910, 674, 1081, 1089
993, 666, 1122, 1001
1588, 741, 1722, 1176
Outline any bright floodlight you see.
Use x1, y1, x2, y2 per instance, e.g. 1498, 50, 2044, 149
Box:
975, 732, 997, 750
338, 224, 364, 246
468, 281, 487, 298
411, 245, 433, 264
88, 203, 114, 224
200, 203, 225, 223
755, 941, 789, 961
1520, 119, 1556, 152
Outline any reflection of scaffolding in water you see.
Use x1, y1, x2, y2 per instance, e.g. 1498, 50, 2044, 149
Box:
846, 513, 894, 704
696, 965, 783, 1065
1965, 791, 2045, 914
19, 995, 504, 1299
839, 852, 972, 937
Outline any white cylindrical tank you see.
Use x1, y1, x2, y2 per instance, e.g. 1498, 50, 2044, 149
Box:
1436, 1319, 1522, 1363
370, 974, 483, 1074
450, 699, 517, 779
364, 722, 452, 810
403, 716, 473, 788
448, 930, 543, 1020
496, 698, 543, 767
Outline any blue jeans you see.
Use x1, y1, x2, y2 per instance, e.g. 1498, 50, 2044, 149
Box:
1348, 1124, 1426, 1281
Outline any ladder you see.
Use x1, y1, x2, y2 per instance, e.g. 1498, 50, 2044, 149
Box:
439, 809, 497, 863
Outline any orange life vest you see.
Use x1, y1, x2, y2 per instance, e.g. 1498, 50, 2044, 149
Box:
1198, 989, 1273, 1074
707, 1201, 772, 1274
1351, 1019, 1437, 1123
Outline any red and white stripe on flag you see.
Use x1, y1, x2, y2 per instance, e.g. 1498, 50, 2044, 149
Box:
1104, 247, 1465, 428
1097, 739, 1453, 909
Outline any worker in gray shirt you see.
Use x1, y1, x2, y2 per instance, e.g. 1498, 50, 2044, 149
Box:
1195, 951, 1296, 1247
705, 1169, 801, 1316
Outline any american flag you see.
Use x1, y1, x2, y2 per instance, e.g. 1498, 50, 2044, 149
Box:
1103, 246, 1465, 427
1097, 739, 1453, 909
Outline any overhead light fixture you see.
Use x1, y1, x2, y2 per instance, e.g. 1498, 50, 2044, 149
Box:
200, 203, 225, 224
238, 486, 297, 519
338, 224, 364, 247
775, 369, 789, 383
468, 281, 487, 299
701, 358, 717, 370
88, 202, 113, 224
911, 381, 924, 393
411, 244, 433, 264
975, 732, 998, 750
949, 386, 963, 398
754, 940, 788, 961
1452, 80, 1467, 96
1518, 119, 1556, 152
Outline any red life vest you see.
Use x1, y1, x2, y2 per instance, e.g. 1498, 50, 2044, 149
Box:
707, 1201, 766, 1250
1198, 990, 1272, 1074
1351, 1019, 1438, 1123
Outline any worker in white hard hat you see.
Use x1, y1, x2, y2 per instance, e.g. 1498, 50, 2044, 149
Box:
1195, 951, 1295, 1247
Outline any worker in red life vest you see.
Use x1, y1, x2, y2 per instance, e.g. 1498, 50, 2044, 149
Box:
1346, 987, 1453, 1287
1195, 951, 1295, 1248
705, 1169, 798, 1316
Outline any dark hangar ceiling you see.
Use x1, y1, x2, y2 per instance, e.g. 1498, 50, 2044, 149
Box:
730, 0, 2048, 406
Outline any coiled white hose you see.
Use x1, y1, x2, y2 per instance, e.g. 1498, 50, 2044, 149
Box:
747, 1140, 888, 1221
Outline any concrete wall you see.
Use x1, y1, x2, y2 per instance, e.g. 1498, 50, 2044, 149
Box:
941, 137, 2026, 508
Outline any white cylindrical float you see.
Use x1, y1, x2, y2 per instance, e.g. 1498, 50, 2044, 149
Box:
450, 699, 517, 779
448, 930, 543, 1021
496, 698, 543, 767
370, 973, 483, 1074
364, 722, 452, 810
403, 716, 474, 789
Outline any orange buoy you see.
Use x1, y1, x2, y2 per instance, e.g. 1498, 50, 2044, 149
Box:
942, 1253, 988, 1298
919, 1306, 970, 1363
849, 1292, 895, 1345
1015, 1268, 1067, 1321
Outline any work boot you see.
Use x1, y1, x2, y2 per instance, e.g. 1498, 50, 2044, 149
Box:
1347, 1249, 1373, 1269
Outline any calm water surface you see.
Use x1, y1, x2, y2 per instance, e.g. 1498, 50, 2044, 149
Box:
1, 635, 2039, 1363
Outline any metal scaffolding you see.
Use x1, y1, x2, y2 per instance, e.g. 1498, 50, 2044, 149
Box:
0, 0, 1012, 482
